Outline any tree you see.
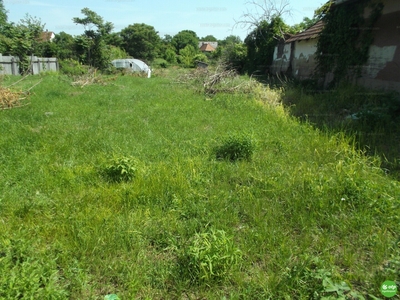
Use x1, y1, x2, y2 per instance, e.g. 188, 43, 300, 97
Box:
220, 43, 247, 73
53, 31, 76, 60
288, 3, 331, 34
164, 48, 177, 64
0, 14, 44, 73
234, 0, 292, 32
244, 16, 288, 74
219, 35, 242, 47
179, 45, 197, 67
120, 23, 161, 62
73, 8, 113, 70
200, 35, 217, 41
0, 0, 7, 34
171, 30, 199, 54
105, 32, 124, 48
162, 34, 173, 44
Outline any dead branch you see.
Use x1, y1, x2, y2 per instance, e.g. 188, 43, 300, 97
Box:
1, 77, 42, 110
234, 0, 292, 32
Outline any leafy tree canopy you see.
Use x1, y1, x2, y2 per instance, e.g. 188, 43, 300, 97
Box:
219, 35, 242, 47
73, 8, 114, 69
244, 16, 287, 74
73, 7, 113, 38
200, 35, 217, 41
171, 30, 199, 53
120, 23, 161, 62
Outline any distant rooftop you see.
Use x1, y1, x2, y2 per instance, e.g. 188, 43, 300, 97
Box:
199, 43, 216, 52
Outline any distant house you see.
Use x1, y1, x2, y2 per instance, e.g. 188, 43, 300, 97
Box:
270, 0, 400, 92
198, 41, 218, 52
39, 30, 55, 42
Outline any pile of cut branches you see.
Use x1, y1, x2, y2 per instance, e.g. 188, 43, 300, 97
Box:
71, 68, 117, 87
175, 63, 255, 96
1, 75, 42, 110
0, 86, 25, 110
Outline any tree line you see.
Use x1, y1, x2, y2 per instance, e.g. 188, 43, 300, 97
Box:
0, 1, 326, 75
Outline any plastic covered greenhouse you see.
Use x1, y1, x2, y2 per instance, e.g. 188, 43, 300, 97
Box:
111, 59, 150, 73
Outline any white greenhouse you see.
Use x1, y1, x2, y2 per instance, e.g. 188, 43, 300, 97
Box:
111, 58, 150, 73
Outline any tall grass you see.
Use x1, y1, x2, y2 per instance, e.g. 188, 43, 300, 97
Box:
283, 82, 400, 179
0, 73, 399, 299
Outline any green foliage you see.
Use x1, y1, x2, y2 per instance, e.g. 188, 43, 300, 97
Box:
221, 43, 247, 73
153, 58, 169, 68
180, 229, 242, 285
200, 35, 217, 42
0, 14, 44, 73
172, 30, 199, 53
316, 0, 384, 85
164, 47, 177, 64
0, 0, 7, 34
0, 75, 399, 298
73, 7, 114, 70
179, 44, 197, 68
193, 53, 208, 63
0, 238, 68, 299
219, 35, 242, 47
53, 31, 77, 60
244, 16, 287, 75
102, 155, 138, 183
120, 23, 161, 62
108, 45, 128, 61
214, 134, 256, 161
283, 83, 400, 178
59, 58, 89, 75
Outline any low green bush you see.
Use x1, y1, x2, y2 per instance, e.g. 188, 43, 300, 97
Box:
102, 156, 138, 183
59, 59, 89, 76
214, 134, 256, 161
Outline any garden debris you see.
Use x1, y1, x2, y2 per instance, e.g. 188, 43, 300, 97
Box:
175, 62, 256, 96
1, 77, 42, 110
71, 68, 117, 87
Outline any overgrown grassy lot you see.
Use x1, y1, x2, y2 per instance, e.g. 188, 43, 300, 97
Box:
0, 72, 399, 299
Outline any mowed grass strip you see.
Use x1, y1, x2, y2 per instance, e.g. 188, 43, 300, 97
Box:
0, 73, 399, 299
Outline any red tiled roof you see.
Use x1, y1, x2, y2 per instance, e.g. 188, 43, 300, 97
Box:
285, 20, 325, 43
199, 43, 216, 52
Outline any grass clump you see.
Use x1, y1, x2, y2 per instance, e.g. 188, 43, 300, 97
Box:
179, 229, 242, 285
102, 155, 138, 183
214, 134, 256, 161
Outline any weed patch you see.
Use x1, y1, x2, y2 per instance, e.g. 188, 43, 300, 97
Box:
102, 155, 138, 183
177, 229, 242, 286
213, 134, 256, 161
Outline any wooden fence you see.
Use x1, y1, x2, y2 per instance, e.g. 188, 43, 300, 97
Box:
0, 54, 58, 75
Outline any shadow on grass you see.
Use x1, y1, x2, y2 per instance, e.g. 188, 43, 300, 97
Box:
257, 76, 400, 180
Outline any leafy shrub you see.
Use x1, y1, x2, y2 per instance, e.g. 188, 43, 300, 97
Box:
214, 134, 256, 161
102, 156, 138, 183
59, 59, 89, 76
153, 58, 169, 68
180, 229, 242, 285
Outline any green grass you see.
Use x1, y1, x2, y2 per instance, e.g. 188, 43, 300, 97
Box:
283, 82, 400, 180
0, 72, 399, 299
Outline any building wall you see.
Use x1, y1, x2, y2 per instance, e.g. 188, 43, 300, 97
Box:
270, 43, 291, 74
291, 39, 318, 80
357, 0, 400, 92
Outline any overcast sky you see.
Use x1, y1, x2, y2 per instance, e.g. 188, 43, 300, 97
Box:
5, 0, 325, 40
